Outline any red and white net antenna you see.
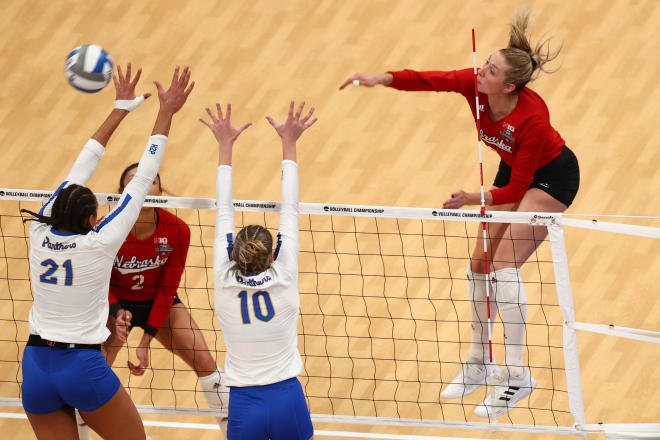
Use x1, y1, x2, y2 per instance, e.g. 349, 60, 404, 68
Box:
472, 29, 494, 363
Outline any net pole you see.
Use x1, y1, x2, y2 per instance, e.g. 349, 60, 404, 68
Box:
471, 29, 493, 363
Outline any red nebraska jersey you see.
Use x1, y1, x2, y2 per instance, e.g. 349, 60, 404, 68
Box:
389, 68, 565, 205
108, 208, 190, 335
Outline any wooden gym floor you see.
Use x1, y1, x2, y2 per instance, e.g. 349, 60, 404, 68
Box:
1, 0, 659, 438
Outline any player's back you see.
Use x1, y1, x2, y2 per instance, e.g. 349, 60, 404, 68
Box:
215, 259, 302, 387
29, 221, 114, 345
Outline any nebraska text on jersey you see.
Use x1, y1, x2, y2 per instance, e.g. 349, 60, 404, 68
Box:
114, 253, 169, 274
480, 129, 512, 153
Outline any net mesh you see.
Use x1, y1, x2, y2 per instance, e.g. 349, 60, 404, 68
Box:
0, 194, 574, 430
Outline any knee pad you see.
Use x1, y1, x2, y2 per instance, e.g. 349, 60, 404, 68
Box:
467, 267, 489, 302
492, 268, 527, 311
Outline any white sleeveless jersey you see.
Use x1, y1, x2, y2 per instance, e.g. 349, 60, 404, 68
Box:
28, 135, 168, 344
214, 161, 302, 387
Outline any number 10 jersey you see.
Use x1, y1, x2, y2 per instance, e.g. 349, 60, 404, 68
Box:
213, 161, 303, 387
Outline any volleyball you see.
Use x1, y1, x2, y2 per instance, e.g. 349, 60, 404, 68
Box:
64, 44, 114, 93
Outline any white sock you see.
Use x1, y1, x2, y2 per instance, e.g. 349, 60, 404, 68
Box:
199, 366, 230, 413
75, 409, 91, 440
493, 267, 528, 378
466, 267, 498, 365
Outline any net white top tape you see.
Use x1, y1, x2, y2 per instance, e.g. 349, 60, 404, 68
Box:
0, 187, 560, 225
3, 188, 660, 237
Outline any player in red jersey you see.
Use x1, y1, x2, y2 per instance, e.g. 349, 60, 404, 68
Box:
103, 164, 229, 434
340, 7, 579, 418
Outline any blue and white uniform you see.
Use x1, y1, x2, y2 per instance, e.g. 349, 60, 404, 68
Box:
22, 135, 167, 414
214, 160, 313, 440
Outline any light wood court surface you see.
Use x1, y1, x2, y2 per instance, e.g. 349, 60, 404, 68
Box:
1, 0, 660, 439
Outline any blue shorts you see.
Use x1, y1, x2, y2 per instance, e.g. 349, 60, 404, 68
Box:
228, 377, 313, 440
21, 345, 120, 414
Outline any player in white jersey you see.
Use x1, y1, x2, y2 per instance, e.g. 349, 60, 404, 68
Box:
20, 63, 194, 440
200, 101, 317, 439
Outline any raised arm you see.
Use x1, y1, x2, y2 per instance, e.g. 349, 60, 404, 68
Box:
339, 72, 393, 90
40, 63, 149, 217
340, 69, 474, 95
265, 101, 317, 269
199, 103, 252, 271
96, 66, 194, 253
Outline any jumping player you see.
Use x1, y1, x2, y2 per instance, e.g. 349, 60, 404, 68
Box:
20, 63, 194, 439
340, 7, 579, 418
202, 101, 316, 439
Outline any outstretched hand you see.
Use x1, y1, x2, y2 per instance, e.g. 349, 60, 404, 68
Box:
113, 62, 151, 101
442, 190, 469, 209
153, 66, 195, 115
265, 101, 317, 143
200, 103, 252, 146
339, 72, 391, 90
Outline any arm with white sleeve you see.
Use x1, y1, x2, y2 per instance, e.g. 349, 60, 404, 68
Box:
214, 164, 236, 272
95, 134, 168, 253
264, 101, 316, 273
198, 103, 252, 277
95, 65, 195, 254
274, 160, 299, 272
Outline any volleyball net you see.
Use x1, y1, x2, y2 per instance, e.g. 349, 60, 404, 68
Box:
0, 188, 658, 438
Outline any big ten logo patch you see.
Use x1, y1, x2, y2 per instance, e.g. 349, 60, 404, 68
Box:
155, 237, 173, 255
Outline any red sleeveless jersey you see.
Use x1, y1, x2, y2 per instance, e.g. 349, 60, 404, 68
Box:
389, 68, 565, 205
108, 208, 190, 334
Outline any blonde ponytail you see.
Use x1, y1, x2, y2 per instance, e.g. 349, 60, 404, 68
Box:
501, 5, 562, 93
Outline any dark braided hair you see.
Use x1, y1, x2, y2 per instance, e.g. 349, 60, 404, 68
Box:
21, 184, 98, 234
232, 225, 274, 275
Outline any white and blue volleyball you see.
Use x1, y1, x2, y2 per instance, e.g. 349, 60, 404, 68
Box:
64, 45, 114, 93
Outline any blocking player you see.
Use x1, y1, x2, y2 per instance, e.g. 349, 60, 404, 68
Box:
202, 101, 316, 439
20, 63, 193, 439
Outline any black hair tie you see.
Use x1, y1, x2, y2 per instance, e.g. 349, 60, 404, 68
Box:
530, 53, 537, 69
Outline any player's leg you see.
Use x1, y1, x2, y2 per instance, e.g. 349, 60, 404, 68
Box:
156, 302, 217, 376
79, 385, 146, 440
89, 307, 134, 440
268, 378, 314, 440
155, 300, 228, 433
475, 188, 567, 418
491, 188, 566, 271
467, 200, 518, 362
492, 188, 567, 374
442, 199, 517, 399
26, 407, 79, 440
68, 348, 145, 439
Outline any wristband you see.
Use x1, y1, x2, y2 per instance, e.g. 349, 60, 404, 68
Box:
115, 95, 147, 112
